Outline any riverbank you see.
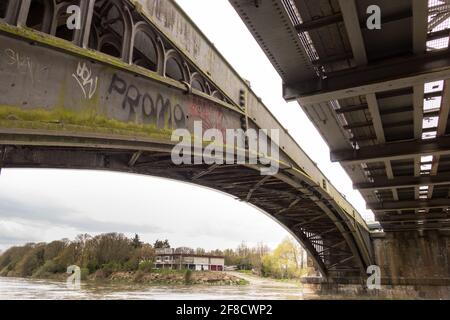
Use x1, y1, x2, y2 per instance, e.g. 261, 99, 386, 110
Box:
0, 276, 306, 300
0, 270, 248, 286
108, 270, 248, 285
228, 271, 301, 288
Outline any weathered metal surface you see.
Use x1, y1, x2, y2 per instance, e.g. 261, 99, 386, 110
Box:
0, 34, 243, 141
136, 0, 371, 234
230, 0, 450, 234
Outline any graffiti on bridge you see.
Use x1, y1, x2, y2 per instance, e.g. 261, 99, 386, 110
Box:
108, 73, 186, 129
189, 103, 226, 136
2, 48, 50, 86
72, 62, 98, 100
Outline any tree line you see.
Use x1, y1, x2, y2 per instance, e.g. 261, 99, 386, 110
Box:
0, 233, 309, 279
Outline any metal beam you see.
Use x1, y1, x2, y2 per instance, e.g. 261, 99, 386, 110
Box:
335, 103, 368, 114
311, 52, 353, 67
285, 50, 450, 103
276, 198, 301, 215
412, 0, 429, 204
295, 13, 343, 33
366, 94, 385, 143
338, 0, 367, 65
429, 12, 450, 32
424, 90, 443, 99
328, 255, 354, 269
377, 212, 450, 222
79, 0, 96, 48
331, 135, 450, 164
423, 126, 439, 133
424, 108, 441, 118
355, 172, 450, 190
292, 214, 327, 228
343, 121, 373, 130
413, 0, 429, 54
437, 81, 450, 137
246, 175, 271, 201
360, 10, 413, 30
368, 198, 450, 211
349, 135, 377, 143
428, 28, 450, 41
427, 81, 450, 199
429, 3, 450, 15
378, 87, 413, 99
308, 226, 337, 238
191, 164, 220, 181
364, 94, 401, 202
379, 105, 413, 116
128, 151, 143, 167
383, 119, 414, 129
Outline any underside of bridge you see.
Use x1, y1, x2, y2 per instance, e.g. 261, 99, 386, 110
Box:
231, 0, 450, 285
231, 0, 450, 232
0, 142, 363, 279
0, 0, 375, 282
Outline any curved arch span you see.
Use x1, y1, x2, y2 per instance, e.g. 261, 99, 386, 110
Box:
0, 0, 374, 281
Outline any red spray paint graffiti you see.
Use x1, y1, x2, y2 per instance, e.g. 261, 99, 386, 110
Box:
188, 103, 226, 135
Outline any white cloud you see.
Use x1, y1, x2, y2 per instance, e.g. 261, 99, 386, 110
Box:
0, 169, 288, 251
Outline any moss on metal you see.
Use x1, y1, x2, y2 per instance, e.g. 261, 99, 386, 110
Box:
0, 105, 172, 140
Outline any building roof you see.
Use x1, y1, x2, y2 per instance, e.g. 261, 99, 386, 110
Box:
155, 253, 225, 259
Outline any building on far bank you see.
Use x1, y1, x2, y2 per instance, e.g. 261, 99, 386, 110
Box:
223, 265, 238, 271
154, 248, 224, 271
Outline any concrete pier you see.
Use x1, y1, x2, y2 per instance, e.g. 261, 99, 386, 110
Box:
372, 230, 450, 286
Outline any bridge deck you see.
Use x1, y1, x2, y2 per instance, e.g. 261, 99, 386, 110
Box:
231, 0, 450, 233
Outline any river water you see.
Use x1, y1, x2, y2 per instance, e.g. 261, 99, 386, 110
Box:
3, 275, 442, 299
0, 276, 313, 300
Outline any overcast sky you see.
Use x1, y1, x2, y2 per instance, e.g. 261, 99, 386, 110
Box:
0, 0, 374, 252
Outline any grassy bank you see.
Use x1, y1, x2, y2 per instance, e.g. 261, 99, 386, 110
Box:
1, 269, 248, 286
108, 269, 248, 286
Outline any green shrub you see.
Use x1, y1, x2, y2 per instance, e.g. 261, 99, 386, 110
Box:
138, 261, 153, 273
42, 260, 60, 273
80, 267, 89, 281
86, 260, 99, 274
31, 266, 48, 278
101, 262, 122, 277
156, 268, 177, 275
184, 269, 192, 284
0, 266, 9, 277
15, 246, 45, 277
124, 259, 139, 271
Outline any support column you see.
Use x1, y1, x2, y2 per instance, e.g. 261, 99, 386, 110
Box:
2, 0, 22, 25
15, 0, 31, 26
372, 230, 450, 287
76, 0, 95, 48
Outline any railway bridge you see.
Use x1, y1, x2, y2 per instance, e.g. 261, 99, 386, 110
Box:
0, 0, 374, 282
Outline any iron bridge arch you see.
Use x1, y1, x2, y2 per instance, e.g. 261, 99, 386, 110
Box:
0, 0, 374, 281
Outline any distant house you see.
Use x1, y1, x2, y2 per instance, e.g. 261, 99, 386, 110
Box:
154, 248, 224, 271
